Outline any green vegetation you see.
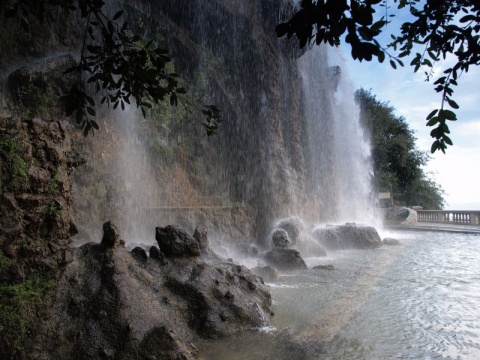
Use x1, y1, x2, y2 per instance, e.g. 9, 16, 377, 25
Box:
2, 0, 221, 137
0, 137, 28, 192
0, 264, 55, 355
356, 88, 445, 209
277, 0, 480, 153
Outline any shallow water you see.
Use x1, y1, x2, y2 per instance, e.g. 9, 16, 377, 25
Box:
198, 231, 480, 359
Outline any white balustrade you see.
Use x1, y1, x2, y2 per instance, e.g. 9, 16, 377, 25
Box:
417, 210, 480, 225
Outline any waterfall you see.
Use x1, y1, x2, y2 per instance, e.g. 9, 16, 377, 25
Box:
298, 46, 378, 226
72, 0, 380, 246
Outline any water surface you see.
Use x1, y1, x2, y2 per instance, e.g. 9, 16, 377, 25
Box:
199, 231, 480, 359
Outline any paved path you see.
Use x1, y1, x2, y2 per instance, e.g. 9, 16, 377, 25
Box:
387, 222, 480, 234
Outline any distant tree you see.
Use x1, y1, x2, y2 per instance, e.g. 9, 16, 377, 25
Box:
276, 0, 480, 153
356, 88, 445, 209
2, 0, 221, 136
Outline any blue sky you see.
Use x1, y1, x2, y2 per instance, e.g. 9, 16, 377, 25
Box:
339, 47, 480, 210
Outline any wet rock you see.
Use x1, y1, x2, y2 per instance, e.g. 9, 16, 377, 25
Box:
251, 266, 279, 282
149, 246, 168, 265
101, 221, 120, 248
193, 226, 208, 252
312, 264, 335, 270
155, 225, 200, 258
131, 247, 148, 262
263, 248, 307, 271
382, 238, 401, 246
272, 229, 291, 248
277, 217, 304, 245
165, 261, 271, 337
312, 224, 381, 250
32, 237, 272, 358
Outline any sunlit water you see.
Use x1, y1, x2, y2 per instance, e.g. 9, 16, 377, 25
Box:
198, 231, 480, 359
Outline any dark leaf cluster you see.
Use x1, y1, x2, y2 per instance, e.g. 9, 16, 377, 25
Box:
278, 0, 480, 153
4, 0, 222, 136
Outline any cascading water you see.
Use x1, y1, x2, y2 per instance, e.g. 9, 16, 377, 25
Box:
298, 46, 378, 226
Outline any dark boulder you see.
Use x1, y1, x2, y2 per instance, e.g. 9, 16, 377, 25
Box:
263, 248, 307, 271
272, 229, 291, 248
101, 221, 120, 248
312, 224, 381, 250
277, 217, 304, 246
131, 247, 148, 262
155, 225, 200, 258
149, 246, 168, 265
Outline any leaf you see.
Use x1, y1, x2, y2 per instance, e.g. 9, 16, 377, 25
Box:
426, 109, 438, 120
443, 110, 457, 121
86, 107, 96, 116
390, 60, 397, 69
90, 120, 100, 130
447, 99, 459, 109
426, 117, 438, 126
443, 135, 453, 146
112, 10, 123, 21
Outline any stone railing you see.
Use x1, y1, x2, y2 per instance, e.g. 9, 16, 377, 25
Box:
417, 210, 480, 225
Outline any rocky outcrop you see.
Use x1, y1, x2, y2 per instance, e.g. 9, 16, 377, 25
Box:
277, 217, 304, 246
156, 224, 201, 258
263, 248, 307, 271
313, 224, 382, 250
31, 223, 272, 359
0, 115, 82, 278
272, 229, 291, 248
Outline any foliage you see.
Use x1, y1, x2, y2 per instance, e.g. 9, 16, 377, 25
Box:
0, 137, 28, 192
3, 0, 221, 136
277, 0, 480, 153
356, 88, 445, 209
0, 267, 55, 355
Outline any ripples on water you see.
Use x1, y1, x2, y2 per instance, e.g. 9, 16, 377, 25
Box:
198, 231, 480, 359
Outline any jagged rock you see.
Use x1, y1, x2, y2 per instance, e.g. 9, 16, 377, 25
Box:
131, 247, 148, 261
263, 248, 307, 271
149, 246, 168, 265
31, 241, 272, 359
155, 225, 201, 258
272, 229, 291, 248
382, 238, 401, 246
101, 221, 120, 248
251, 266, 279, 282
312, 224, 381, 250
277, 217, 304, 245
313, 264, 335, 270
193, 226, 208, 252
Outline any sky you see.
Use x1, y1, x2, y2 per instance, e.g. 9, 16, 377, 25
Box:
335, 11, 480, 210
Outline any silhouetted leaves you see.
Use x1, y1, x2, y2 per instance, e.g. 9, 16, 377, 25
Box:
278, 0, 480, 153
4, 0, 222, 137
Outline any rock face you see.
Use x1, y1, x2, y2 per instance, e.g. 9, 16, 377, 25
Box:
264, 248, 307, 271
155, 225, 201, 258
32, 224, 272, 359
313, 224, 382, 250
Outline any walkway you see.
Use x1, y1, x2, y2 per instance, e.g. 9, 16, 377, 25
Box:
387, 222, 480, 235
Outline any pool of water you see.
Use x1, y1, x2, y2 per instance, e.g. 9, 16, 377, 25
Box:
198, 231, 480, 359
